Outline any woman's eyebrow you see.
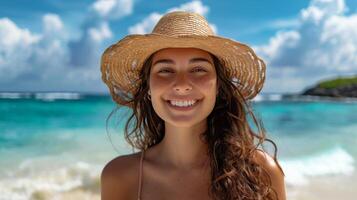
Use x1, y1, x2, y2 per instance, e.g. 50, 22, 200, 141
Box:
152, 57, 213, 66
189, 57, 213, 65
153, 59, 174, 66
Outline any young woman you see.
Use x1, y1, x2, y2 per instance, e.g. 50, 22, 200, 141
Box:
100, 11, 286, 200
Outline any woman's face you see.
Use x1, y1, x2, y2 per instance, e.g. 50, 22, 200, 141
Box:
149, 48, 217, 127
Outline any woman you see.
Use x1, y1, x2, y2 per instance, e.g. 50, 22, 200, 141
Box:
100, 11, 286, 200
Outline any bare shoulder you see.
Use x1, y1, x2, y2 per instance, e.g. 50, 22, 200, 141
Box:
253, 149, 287, 200
101, 152, 141, 200
252, 149, 284, 174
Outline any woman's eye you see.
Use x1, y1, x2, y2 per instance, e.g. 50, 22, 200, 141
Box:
192, 67, 207, 73
158, 69, 173, 73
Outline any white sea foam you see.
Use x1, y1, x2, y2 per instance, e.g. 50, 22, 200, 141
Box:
252, 93, 357, 103
282, 94, 357, 103
0, 92, 82, 101
0, 160, 101, 200
253, 93, 283, 102
0, 92, 31, 99
280, 146, 355, 187
34, 92, 81, 101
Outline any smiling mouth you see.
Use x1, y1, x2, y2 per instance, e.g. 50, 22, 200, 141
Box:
165, 99, 201, 109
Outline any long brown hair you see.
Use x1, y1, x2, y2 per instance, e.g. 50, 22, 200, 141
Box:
106, 51, 284, 200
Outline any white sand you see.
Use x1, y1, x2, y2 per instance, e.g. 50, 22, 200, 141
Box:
287, 173, 357, 200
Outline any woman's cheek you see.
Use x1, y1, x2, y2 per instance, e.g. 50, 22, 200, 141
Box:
195, 75, 217, 91
150, 74, 171, 87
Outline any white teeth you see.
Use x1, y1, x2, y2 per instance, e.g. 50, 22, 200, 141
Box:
169, 100, 197, 107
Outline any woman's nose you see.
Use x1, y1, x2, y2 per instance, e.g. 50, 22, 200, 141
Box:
173, 73, 192, 93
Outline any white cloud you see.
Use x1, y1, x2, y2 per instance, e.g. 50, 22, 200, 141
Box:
167, 0, 209, 15
43, 14, 63, 34
301, 0, 346, 23
33, 14, 69, 78
254, 0, 357, 93
88, 22, 112, 42
128, 0, 216, 34
91, 0, 134, 19
0, 18, 39, 48
256, 30, 301, 62
0, 18, 40, 80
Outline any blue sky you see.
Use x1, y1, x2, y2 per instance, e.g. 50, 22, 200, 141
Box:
0, 0, 356, 94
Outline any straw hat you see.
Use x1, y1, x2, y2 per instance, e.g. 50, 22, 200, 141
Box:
101, 11, 266, 107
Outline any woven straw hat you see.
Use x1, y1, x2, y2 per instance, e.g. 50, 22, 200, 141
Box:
101, 11, 266, 107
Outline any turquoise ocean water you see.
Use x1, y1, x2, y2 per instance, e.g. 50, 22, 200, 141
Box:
0, 92, 356, 199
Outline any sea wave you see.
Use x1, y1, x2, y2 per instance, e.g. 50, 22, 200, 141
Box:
280, 146, 355, 187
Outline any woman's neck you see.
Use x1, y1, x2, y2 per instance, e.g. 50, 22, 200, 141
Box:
155, 120, 210, 170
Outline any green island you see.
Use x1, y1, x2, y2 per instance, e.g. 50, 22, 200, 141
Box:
301, 75, 357, 98
318, 76, 357, 89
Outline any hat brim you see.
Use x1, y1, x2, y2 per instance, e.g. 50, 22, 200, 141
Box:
101, 33, 266, 106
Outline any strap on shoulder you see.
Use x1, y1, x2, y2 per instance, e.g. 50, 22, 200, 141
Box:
137, 150, 145, 200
